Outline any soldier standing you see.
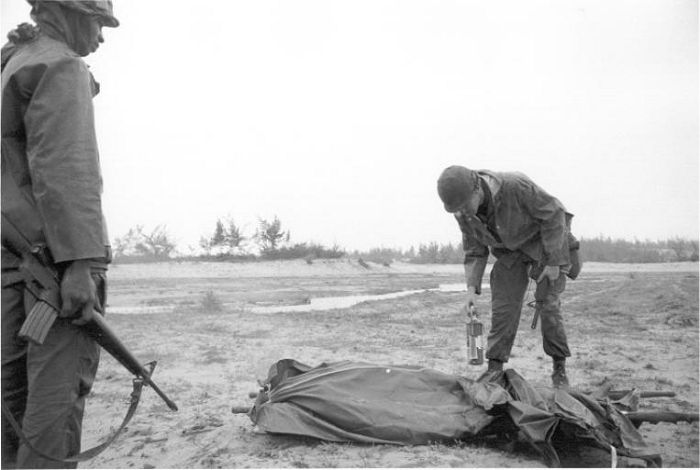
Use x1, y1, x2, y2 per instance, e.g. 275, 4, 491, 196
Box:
437, 165, 580, 389
1, 1, 119, 467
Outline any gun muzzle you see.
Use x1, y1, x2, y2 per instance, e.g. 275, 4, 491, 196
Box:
88, 314, 178, 411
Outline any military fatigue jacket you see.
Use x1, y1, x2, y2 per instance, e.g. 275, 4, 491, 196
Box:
1, 33, 109, 268
455, 170, 572, 292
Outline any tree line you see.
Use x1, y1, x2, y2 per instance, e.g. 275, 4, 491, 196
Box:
579, 236, 698, 263
353, 237, 699, 265
111, 219, 698, 265
112, 216, 344, 263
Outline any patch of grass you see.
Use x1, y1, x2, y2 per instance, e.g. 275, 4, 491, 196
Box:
254, 449, 277, 459
200, 290, 223, 312
357, 448, 372, 467
655, 376, 674, 386
143, 298, 170, 306
235, 328, 272, 340
199, 345, 229, 364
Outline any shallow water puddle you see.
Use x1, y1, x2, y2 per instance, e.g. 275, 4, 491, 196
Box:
108, 277, 609, 315
108, 278, 609, 315
252, 283, 487, 313
109, 283, 485, 315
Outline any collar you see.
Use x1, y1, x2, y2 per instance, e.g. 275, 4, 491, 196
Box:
477, 170, 502, 199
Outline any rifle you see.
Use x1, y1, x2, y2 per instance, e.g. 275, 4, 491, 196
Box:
1, 212, 178, 412
624, 411, 699, 426
530, 309, 539, 329
607, 390, 676, 400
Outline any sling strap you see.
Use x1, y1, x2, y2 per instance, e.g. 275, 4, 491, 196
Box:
1, 362, 156, 464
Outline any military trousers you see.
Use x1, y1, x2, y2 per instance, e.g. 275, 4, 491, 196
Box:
1, 270, 104, 469
486, 252, 570, 363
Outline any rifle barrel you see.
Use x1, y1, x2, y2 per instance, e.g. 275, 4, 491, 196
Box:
608, 390, 676, 400
625, 411, 698, 425
89, 314, 178, 411
530, 310, 539, 329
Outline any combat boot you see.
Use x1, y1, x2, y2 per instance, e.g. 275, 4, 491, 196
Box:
551, 358, 569, 390
477, 359, 503, 383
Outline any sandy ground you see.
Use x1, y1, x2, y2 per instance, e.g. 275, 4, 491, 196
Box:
75, 259, 698, 468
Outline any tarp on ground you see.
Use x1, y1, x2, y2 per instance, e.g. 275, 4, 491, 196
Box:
247, 359, 661, 467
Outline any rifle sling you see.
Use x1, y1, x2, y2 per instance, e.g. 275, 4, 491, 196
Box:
1, 374, 148, 463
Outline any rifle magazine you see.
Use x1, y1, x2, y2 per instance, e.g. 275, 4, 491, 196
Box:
18, 300, 57, 344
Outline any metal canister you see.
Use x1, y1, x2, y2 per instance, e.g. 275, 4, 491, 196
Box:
466, 308, 484, 366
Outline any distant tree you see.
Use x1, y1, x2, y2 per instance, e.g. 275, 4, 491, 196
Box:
113, 225, 142, 258
256, 216, 288, 252
409, 242, 462, 264
211, 219, 226, 246
353, 247, 405, 265
135, 225, 176, 259
199, 236, 213, 255
691, 241, 699, 262
202, 218, 248, 255
579, 236, 700, 263
667, 237, 698, 262
112, 224, 176, 261
416, 242, 439, 263
223, 218, 246, 251
405, 246, 416, 260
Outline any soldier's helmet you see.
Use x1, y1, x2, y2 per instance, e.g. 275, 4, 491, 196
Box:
27, 0, 119, 27
437, 165, 479, 213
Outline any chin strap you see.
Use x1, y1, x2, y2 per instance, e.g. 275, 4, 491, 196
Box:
1, 362, 156, 464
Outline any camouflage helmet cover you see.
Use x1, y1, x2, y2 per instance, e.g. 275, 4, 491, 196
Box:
27, 0, 119, 27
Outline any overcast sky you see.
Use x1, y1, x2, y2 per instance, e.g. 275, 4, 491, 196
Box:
2, 0, 697, 252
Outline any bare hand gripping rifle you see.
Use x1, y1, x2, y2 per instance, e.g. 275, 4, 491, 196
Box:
1, 212, 177, 462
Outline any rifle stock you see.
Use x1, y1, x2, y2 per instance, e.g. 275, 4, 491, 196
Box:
1, 213, 178, 411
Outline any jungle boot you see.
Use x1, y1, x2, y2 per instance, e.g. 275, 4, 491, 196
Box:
551, 358, 569, 390
477, 359, 503, 383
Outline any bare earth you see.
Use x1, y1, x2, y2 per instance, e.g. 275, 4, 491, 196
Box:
80, 260, 699, 468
